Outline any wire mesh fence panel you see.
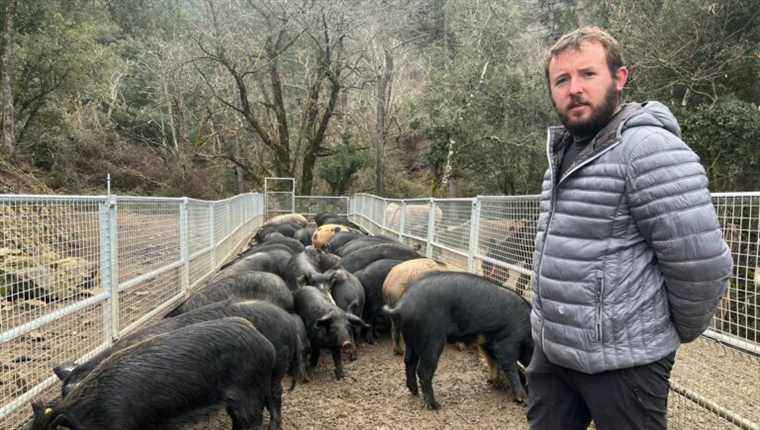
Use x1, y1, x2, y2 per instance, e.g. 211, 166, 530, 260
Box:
429, 199, 472, 270
187, 201, 211, 256
118, 266, 182, 334
669, 391, 746, 430
433, 199, 472, 254
476, 196, 540, 300
0, 299, 106, 430
189, 251, 213, 289
402, 200, 432, 241
712, 193, 759, 346
0, 198, 102, 333
384, 199, 403, 236
116, 199, 180, 286
294, 196, 349, 217
671, 336, 760, 427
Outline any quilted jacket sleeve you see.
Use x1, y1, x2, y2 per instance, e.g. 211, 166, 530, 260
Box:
626, 128, 733, 343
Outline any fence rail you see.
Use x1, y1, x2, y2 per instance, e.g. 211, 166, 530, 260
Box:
349, 192, 760, 430
0, 192, 264, 429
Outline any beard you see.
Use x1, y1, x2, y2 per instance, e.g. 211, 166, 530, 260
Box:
555, 82, 620, 137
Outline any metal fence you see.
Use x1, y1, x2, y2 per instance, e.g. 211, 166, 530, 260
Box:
349, 192, 760, 430
265, 177, 295, 220
0, 192, 264, 429
294, 196, 350, 218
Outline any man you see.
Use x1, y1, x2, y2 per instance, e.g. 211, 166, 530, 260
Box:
527, 27, 733, 430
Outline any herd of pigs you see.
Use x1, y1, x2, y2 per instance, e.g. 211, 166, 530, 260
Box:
23, 213, 533, 430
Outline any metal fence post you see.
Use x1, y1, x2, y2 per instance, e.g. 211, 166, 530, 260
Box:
399, 201, 406, 242
179, 198, 190, 295
99, 195, 119, 344
426, 199, 436, 258
468, 198, 481, 273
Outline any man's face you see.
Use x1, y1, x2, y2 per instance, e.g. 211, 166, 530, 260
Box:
548, 41, 628, 136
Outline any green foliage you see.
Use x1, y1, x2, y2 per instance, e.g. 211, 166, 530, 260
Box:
318, 133, 368, 195
678, 98, 760, 191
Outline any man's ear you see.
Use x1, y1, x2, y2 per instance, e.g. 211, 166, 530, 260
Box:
614, 66, 628, 91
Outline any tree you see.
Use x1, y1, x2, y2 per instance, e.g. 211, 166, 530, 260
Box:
318, 132, 368, 195
0, 0, 17, 156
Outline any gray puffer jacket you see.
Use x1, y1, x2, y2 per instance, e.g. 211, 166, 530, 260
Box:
531, 101, 732, 374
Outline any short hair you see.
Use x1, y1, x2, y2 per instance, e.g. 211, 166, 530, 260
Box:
544, 26, 625, 83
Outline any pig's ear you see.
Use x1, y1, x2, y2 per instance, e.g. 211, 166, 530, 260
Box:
53, 363, 76, 381
346, 313, 370, 328
333, 270, 348, 283
347, 299, 360, 315
316, 312, 335, 328
297, 274, 310, 287
51, 412, 75, 428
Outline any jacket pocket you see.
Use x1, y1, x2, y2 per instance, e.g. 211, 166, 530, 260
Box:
595, 270, 605, 344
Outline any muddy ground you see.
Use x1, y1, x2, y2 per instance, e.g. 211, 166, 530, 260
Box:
189, 337, 529, 430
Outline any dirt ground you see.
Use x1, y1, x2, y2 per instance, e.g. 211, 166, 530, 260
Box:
188, 337, 530, 430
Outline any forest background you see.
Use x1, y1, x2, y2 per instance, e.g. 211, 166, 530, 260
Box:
0, 0, 758, 199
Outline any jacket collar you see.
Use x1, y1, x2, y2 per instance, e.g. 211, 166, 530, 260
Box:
547, 103, 642, 183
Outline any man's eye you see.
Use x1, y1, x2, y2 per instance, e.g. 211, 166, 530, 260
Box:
554, 77, 567, 86
584, 71, 595, 78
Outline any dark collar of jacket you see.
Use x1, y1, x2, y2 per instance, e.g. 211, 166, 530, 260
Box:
547, 102, 642, 185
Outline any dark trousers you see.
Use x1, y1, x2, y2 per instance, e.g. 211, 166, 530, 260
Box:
526, 348, 676, 430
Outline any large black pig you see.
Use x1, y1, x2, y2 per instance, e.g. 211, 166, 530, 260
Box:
294, 285, 369, 380
334, 235, 394, 257
340, 242, 421, 273
353, 258, 404, 343
213, 248, 292, 282
259, 233, 306, 254
282, 247, 341, 291
320, 269, 366, 344
238, 242, 297, 260
167, 271, 293, 316
293, 224, 316, 246
324, 231, 365, 254
30, 318, 275, 430
384, 272, 532, 410
254, 222, 299, 242
53, 300, 305, 428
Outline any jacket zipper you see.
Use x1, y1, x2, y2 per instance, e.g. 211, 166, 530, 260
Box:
558, 140, 623, 186
596, 270, 605, 343
534, 128, 559, 300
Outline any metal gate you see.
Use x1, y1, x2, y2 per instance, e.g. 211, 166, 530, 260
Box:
264, 177, 295, 221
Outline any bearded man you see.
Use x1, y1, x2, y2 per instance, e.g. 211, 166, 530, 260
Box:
526, 27, 733, 430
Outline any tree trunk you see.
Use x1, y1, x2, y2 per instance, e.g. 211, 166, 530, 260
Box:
374, 48, 393, 196
235, 138, 246, 193
1, 0, 17, 156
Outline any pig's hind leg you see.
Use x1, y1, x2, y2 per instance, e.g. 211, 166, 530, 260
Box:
491, 340, 528, 404
417, 337, 446, 410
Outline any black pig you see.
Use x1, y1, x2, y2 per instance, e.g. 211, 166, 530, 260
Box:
31, 317, 275, 430
340, 243, 420, 273
54, 300, 304, 429
167, 271, 293, 316
294, 285, 369, 379
384, 272, 532, 409
353, 258, 404, 343
283, 247, 341, 291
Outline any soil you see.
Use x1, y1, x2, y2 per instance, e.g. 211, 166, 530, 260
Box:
188, 337, 530, 430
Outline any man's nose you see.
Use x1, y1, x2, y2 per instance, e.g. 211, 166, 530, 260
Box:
568, 77, 584, 95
